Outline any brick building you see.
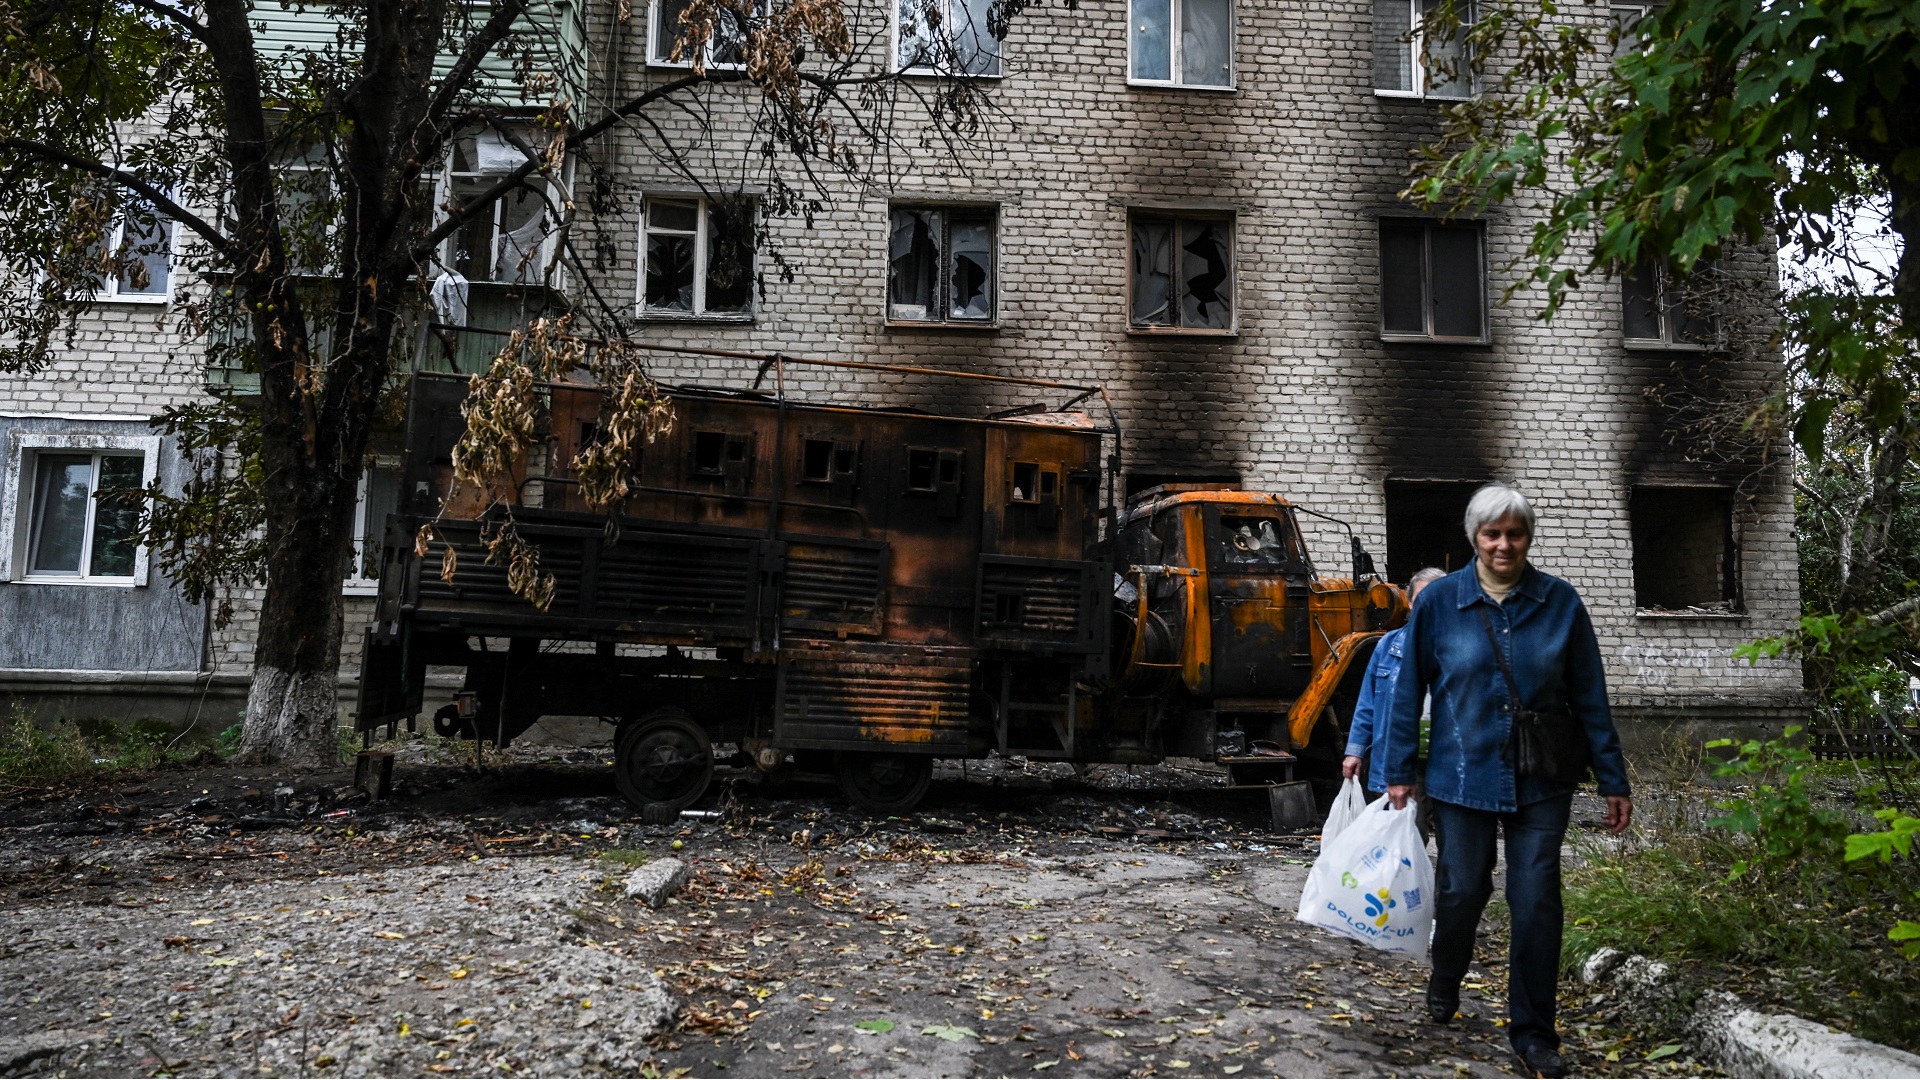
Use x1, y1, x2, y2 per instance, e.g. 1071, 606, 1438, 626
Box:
0, 0, 1803, 737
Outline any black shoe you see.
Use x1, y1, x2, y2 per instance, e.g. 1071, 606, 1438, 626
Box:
1514, 1043, 1567, 1079
1425, 977, 1459, 1024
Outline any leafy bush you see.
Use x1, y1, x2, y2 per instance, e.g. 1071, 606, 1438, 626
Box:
0, 710, 94, 783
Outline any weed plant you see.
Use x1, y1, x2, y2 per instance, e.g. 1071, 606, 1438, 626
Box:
0, 711, 94, 783
0, 707, 241, 784
1564, 732, 1920, 1051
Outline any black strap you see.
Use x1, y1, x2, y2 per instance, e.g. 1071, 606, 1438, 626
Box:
1477, 603, 1527, 713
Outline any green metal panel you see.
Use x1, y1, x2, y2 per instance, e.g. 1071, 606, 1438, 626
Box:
249, 0, 589, 104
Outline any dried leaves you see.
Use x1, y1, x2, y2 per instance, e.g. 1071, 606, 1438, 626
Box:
442, 318, 674, 609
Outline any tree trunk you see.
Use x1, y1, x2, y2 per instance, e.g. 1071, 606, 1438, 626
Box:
235, 468, 360, 767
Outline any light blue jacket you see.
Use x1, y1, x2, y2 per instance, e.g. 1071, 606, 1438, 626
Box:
1382, 562, 1630, 812
1343, 626, 1407, 791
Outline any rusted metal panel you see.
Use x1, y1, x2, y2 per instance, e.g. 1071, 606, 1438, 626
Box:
975, 555, 1103, 653
774, 650, 972, 753
782, 539, 887, 638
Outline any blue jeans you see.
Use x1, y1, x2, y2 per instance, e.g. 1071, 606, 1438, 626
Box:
1429, 784, 1574, 1053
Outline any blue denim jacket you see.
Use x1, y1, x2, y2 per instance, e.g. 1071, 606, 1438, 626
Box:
1343, 626, 1406, 791
1382, 563, 1630, 811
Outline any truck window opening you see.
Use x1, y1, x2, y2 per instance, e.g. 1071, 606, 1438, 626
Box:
803, 438, 833, 481
1011, 461, 1039, 502
692, 431, 726, 474
907, 448, 937, 490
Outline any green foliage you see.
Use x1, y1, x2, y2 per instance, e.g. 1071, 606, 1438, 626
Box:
597, 848, 652, 868
1846, 808, 1920, 958
1704, 727, 1853, 879
0, 710, 94, 783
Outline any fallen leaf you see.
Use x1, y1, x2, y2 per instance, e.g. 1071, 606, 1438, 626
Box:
1170, 1060, 1192, 1068
1646, 1044, 1682, 1061
374, 931, 406, 940
855, 1020, 896, 1034
206, 958, 239, 967
1224, 1068, 1244, 1076
921, 1024, 978, 1042
190, 918, 214, 926
450, 969, 469, 979
1034, 1060, 1059, 1071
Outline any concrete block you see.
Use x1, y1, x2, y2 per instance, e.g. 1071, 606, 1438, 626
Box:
623, 857, 691, 908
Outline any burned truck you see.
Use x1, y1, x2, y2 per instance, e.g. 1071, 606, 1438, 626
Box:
357, 347, 1406, 814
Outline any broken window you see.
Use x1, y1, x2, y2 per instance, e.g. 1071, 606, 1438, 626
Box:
640, 195, 755, 317
897, 0, 1002, 76
649, 0, 767, 67
692, 431, 729, 475
345, 457, 403, 590
1380, 219, 1485, 342
1374, 0, 1473, 98
1009, 462, 1041, 503
1217, 514, 1298, 569
1609, 1, 1656, 57
1130, 213, 1234, 332
442, 129, 562, 286
1623, 257, 1721, 347
1631, 487, 1738, 611
75, 181, 174, 302
887, 206, 995, 323
1383, 479, 1480, 583
1129, 0, 1233, 88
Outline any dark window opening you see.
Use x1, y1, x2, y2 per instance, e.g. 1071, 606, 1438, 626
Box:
992, 592, 1026, 626
1217, 514, 1298, 569
727, 440, 748, 462
833, 447, 857, 474
939, 457, 960, 484
1040, 471, 1057, 497
692, 431, 727, 474
1380, 219, 1486, 341
579, 422, 601, 448
1623, 257, 1721, 347
907, 447, 939, 491
1010, 462, 1041, 503
802, 439, 834, 482
888, 206, 996, 323
1130, 212, 1234, 332
1384, 479, 1483, 583
1632, 487, 1738, 611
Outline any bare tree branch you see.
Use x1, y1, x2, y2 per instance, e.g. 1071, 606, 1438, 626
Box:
0, 137, 237, 261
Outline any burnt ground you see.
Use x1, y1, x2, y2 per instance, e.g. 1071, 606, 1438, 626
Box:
0, 743, 1713, 1078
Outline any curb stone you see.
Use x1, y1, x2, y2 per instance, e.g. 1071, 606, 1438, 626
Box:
1579, 946, 1920, 1078
624, 856, 691, 907
0, 1030, 95, 1073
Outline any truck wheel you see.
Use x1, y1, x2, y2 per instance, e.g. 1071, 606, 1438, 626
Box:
615, 708, 714, 812
835, 752, 932, 815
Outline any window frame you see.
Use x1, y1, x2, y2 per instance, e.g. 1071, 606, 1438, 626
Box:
1377, 217, 1490, 344
893, 0, 1005, 78
636, 194, 757, 321
1126, 0, 1236, 91
646, 0, 769, 69
1622, 258, 1721, 350
1126, 209, 1237, 336
0, 433, 160, 587
1629, 484, 1743, 616
87, 206, 176, 305
1373, 0, 1474, 100
434, 127, 570, 288
885, 203, 999, 327
343, 455, 402, 596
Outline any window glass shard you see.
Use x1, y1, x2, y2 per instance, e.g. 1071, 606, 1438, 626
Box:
705, 199, 756, 312
898, 0, 938, 69
117, 215, 171, 296
1179, 218, 1232, 329
645, 232, 696, 311
888, 208, 942, 321
1180, 0, 1232, 86
1130, 218, 1174, 326
1373, 0, 1412, 90
29, 454, 93, 575
89, 454, 142, 578
1131, 0, 1172, 81
948, 217, 992, 319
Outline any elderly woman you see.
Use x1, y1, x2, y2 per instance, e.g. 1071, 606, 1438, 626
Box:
1381, 484, 1632, 1080
1343, 566, 1447, 793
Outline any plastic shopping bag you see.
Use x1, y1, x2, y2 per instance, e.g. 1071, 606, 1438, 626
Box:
1321, 776, 1367, 845
1296, 795, 1436, 961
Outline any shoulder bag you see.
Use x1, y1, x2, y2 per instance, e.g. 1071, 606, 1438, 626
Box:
1477, 605, 1591, 784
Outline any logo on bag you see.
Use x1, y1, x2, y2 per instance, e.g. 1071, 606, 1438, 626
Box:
1360, 845, 1390, 872
1339, 871, 1358, 888
1362, 889, 1397, 927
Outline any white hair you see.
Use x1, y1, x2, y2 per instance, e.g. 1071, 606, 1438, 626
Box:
1409, 567, 1448, 591
1463, 483, 1536, 545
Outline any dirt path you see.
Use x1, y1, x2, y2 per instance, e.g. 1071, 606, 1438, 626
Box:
0, 750, 1704, 1077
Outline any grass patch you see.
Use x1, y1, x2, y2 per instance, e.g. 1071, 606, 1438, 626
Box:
597, 847, 651, 869
1564, 760, 1920, 1052
0, 708, 238, 785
